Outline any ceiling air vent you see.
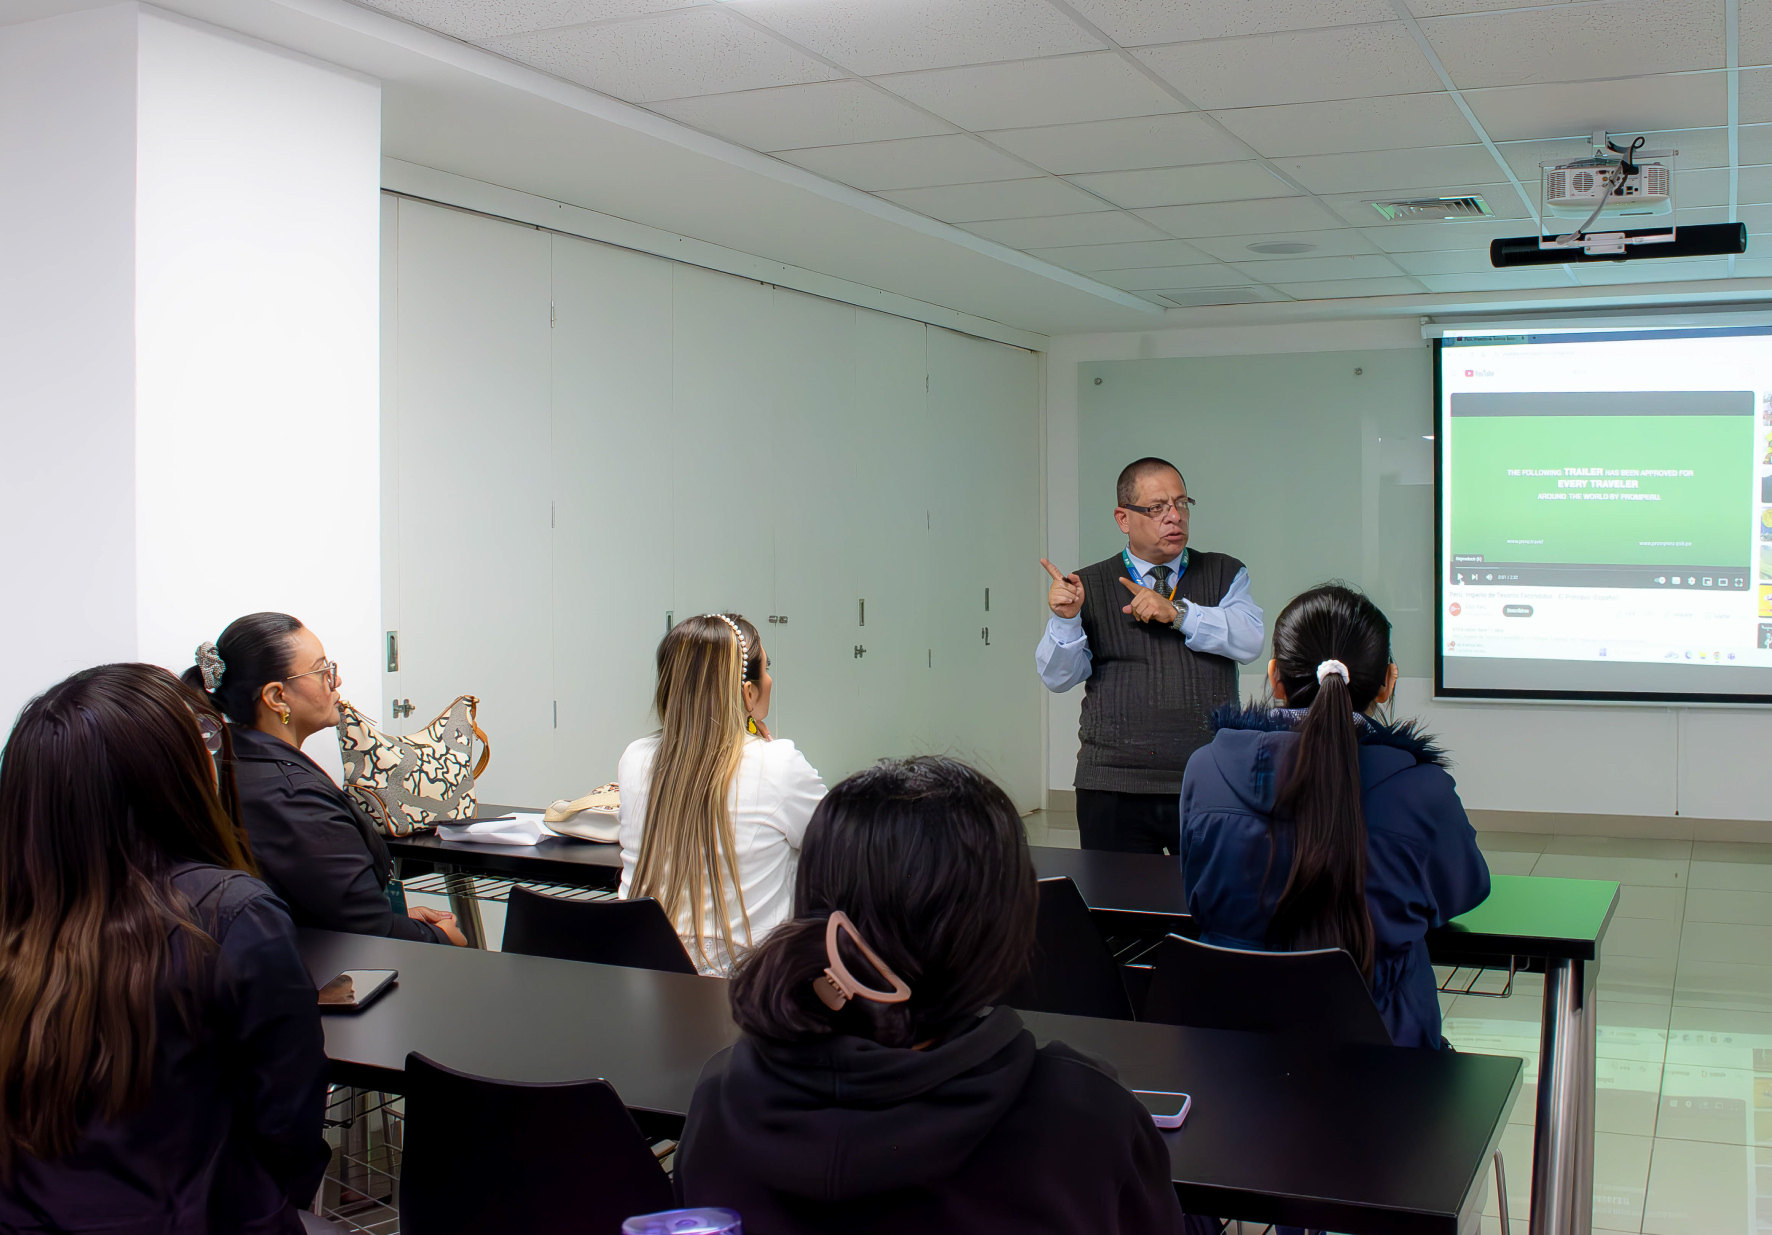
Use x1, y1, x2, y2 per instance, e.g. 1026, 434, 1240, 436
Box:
1367, 195, 1494, 222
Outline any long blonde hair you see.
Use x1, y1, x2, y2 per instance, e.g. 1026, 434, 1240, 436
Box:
632, 613, 762, 969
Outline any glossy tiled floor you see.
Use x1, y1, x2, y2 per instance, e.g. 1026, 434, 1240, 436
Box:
1020, 814, 1772, 1235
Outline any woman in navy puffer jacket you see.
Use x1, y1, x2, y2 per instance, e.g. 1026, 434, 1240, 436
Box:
1179, 584, 1489, 1050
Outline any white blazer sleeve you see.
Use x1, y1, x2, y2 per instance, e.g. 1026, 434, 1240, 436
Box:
764, 741, 826, 850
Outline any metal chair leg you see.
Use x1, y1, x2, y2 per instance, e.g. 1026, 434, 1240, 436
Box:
1495, 1149, 1511, 1235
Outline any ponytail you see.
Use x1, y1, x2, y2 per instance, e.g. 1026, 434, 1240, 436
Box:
183, 613, 304, 726
1265, 584, 1392, 980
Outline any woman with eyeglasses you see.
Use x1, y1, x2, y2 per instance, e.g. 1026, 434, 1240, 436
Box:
182, 612, 466, 946
0, 663, 329, 1231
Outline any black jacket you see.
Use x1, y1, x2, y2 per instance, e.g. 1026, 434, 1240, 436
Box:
230, 726, 442, 943
676, 1006, 1187, 1235
0, 864, 330, 1234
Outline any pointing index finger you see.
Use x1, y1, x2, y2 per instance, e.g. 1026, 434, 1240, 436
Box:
1040, 558, 1064, 582
1118, 576, 1144, 593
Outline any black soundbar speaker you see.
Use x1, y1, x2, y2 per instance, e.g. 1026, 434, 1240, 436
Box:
1491, 223, 1746, 267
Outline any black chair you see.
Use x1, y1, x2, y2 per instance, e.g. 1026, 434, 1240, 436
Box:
1140, 933, 1391, 1046
399, 1052, 674, 1235
502, 887, 698, 974
1002, 876, 1135, 1021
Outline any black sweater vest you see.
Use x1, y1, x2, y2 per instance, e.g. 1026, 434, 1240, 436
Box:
1073, 549, 1244, 794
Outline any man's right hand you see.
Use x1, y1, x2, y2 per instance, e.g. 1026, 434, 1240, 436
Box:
1042, 559, 1084, 620
410, 904, 469, 947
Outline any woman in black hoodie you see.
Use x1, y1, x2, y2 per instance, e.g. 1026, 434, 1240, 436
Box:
676, 756, 1187, 1235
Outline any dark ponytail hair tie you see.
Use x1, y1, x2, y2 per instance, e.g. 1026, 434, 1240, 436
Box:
813, 912, 911, 1011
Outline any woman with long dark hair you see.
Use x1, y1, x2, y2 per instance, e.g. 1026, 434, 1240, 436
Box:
184, 612, 464, 945
0, 664, 329, 1231
676, 757, 1186, 1234
1180, 584, 1489, 1048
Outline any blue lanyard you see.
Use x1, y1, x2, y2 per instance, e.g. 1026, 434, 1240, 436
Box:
1122, 548, 1187, 600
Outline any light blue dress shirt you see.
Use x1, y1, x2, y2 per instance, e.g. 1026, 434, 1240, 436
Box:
1035, 548, 1265, 692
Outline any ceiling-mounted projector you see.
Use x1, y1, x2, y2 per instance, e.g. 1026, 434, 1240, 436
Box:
1491, 131, 1747, 267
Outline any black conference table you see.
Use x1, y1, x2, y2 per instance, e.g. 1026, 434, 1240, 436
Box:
390, 818, 1617, 1235
302, 928, 1520, 1235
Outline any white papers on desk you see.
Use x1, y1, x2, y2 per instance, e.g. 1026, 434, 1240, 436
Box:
435, 812, 549, 846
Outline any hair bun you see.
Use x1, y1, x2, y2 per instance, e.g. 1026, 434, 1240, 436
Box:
1315, 658, 1349, 685
194, 641, 226, 692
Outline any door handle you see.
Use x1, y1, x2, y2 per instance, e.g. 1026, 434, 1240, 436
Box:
392, 698, 414, 720
981, 627, 990, 646
853, 645, 867, 658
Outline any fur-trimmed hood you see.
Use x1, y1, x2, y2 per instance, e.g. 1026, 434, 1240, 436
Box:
1209, 702, 1450, 767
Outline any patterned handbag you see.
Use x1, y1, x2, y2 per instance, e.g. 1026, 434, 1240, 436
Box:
336, 696, 491, 837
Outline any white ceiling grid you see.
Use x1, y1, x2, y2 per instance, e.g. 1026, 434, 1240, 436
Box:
356, 0, 1764, 308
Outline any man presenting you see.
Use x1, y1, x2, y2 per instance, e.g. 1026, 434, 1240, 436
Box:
1037, 457, 1264, 853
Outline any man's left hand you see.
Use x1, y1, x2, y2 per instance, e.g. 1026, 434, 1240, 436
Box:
1119, 576, 1179, 625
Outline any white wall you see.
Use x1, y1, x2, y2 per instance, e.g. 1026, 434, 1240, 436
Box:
382, 195, 1044, 809
0, 5, 382, 772
1045, 319, 1772, 827
0, 4, 140, 730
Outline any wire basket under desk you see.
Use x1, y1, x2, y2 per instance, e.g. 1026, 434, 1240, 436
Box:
397, 871, 620, 906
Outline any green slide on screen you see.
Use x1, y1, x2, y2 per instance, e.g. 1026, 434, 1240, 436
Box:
1450, 409, 1750, 567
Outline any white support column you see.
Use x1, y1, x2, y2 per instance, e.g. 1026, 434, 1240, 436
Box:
0, 4, 382, 772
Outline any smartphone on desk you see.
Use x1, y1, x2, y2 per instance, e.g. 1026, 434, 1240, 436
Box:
318, 969, 398, 1012
1132, 1090, 1191, 1129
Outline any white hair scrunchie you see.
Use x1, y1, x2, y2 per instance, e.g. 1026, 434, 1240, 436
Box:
1316, 658, 1350, 685
194, 641, 226, 692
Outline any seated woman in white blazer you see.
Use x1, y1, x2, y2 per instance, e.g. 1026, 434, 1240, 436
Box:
618, 613, 826, 976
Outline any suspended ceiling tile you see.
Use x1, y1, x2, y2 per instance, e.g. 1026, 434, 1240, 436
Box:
1023, 238, 1217, 271
877, 176, 1111, 223
1227, 253, 1403, 282
1421, 1, 1724, 91
1391, 248, 1503, 275
960, 210, 1168, 247
1214, 92, 1475, 158
1359, 217, 1527, 251
1269, 276, 1425, 299
1744, 0, 1772, 68
878, 53, 1186, 131
1064, 0, 1394, 48
1274, 144, 1504, 195
650, 80, 951, 150
1669, 166, 1730, 209
484, 5, 837, 102
772, 134, 1034, 190
1742, 68, 1772, 124
1404, 0, 1582, 15
1094, 263, 1252, 290
1739, 204, 1772, 230
1135, 195, 1345, 237
984, 112, 1248, 174
1157, 286, 1292, 306
1728, 257, 1772, 277
1463, 73, 1728, 143
1189, 227, 1384, 261
1418, 269, 1581, 291
1066, 161, 1295, 208
735, 0, 1101, 77
1737, 124, 1772, 167
354, 0, 707, 41
1136, 23, 1441, 110
1318, 185, 1531, 227
1570, 257, 1734, 285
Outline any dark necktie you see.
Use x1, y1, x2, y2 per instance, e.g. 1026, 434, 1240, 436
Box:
1149, 564, 1171, 597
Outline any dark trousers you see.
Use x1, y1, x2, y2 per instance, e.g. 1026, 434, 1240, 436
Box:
1075, 788, 1181, 855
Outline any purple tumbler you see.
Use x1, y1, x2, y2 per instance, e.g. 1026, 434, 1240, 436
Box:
622, 1208, 742, 1235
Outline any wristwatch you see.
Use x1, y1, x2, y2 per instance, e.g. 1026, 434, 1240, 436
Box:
1169, 600, 1188, 634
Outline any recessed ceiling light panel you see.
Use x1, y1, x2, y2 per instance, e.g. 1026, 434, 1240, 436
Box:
1246, 241, 1316, 254
1368, 196, 1493, 222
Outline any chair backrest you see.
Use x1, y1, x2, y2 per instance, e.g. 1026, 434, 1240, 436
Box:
1001, 876, 1134, 1021
1140, 933, 1391, 1046
502, 887, 698, 975
400, 1052, 674, 1235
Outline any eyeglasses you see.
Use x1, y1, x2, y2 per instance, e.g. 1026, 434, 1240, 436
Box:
195, 714, 224, 756
285, 660, 340, 689
1121, 496, 1196, 519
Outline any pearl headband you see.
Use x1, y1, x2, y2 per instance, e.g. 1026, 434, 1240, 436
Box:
706, 613, 749, 680
1316, 659, 1350, 685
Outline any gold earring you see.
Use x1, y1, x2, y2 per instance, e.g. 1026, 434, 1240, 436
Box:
281, 709, 291, 726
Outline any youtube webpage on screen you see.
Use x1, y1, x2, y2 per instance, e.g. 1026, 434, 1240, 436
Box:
1438, 325, 1772, 702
